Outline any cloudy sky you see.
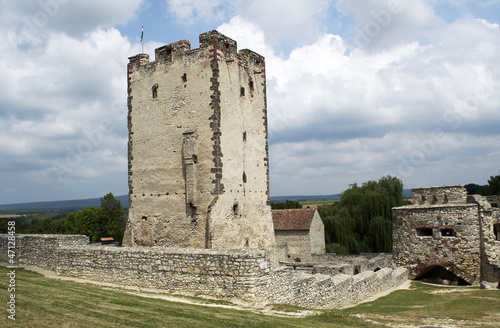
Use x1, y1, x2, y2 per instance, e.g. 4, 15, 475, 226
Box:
1, 0, 500, 204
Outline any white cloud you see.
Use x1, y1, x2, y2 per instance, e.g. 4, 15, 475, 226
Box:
238, 0, 330, 45
2, 0, 500, 203
166, 0, 235, 22
0, 23, 134, 201
215, 10, 500, 195
167, 0, 329, 47
1, 0, 144, 40
336, 0, 439, 50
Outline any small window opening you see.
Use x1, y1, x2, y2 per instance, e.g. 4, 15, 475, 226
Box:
166, 48, 172, 56
182, 73, 187, 82
152, 83, 158, 98
240, 87, 245, 96
233, 203, 238, 216
416, 228, 433, 237
243, 131, 246, 141
225, 43, 230, 51
420, 194, 426, 204
249, 81, 254, 90
493, 224, 500, 241
432, 195, 438, 204
243, 172, 247, 183
353, 266, 360, 275
441, 228, 455, 237
245, 238, 249, 247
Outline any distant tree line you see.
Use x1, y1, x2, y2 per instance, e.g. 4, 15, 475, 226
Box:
318, 175, 404, 255
465, 174, 500, 196
270, 200, 302, 209
0, 193, 127, 242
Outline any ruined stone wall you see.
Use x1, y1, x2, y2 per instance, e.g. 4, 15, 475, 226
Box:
392, 203, 481, 284
124, 31, 275, 260
310, 211, 326, 255
411, 185, 467, 205
0, 234, 89, 271
312, 253, 392, 275
473, 195, 500, 286
0, 234, 270, 298
255, 266, 408, 309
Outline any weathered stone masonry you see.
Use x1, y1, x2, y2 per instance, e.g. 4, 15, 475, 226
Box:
0, 234, 270, 298
392, 185, 500, 287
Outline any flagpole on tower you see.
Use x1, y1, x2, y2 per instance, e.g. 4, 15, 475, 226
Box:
141, 25, 144, 53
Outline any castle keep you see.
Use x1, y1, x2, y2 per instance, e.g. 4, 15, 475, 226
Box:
123, 31, 275, 257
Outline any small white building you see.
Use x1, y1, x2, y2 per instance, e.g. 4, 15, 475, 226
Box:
272, 208, 326, 263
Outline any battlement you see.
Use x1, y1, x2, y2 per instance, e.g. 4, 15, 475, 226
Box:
411, 185, 467, 205
128, 30, 265, 70
199, 30, 237, 55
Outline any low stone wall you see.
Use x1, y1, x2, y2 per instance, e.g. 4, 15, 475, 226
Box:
0, 234, 90, 271
256, 266, 408, 309
0, 234, 269, 298
312, 253, 392, 275
0, 234, 408, 307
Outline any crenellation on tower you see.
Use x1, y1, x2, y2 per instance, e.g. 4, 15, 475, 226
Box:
128, 53, 150, 66
155, 40, 192, 63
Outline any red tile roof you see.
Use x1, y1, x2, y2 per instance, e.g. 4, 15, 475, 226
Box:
272, 208, 316, 231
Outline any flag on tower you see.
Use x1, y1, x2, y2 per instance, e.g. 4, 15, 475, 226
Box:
140, 26, 144, 43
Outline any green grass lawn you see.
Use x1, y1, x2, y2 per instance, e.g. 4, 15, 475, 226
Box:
0, 266, 499, 327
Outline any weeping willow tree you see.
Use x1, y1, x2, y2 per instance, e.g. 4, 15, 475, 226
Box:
318, 175, 403, 254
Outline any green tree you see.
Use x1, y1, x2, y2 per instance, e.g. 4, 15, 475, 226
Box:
76, 207, 100, 241
271, 200, 301, 209
62, 212, 79, 234
99, 193, 126, 241
488, 174, 500, 195
318, 175, 403, 254
62, 193, 126, 241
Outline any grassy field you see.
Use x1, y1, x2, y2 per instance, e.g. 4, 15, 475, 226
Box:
0, 266, 499, 327
0, 214, 24, 219
298, 200, 339, 206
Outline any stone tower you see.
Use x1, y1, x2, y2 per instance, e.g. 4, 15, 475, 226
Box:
123, 31, 275, 259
